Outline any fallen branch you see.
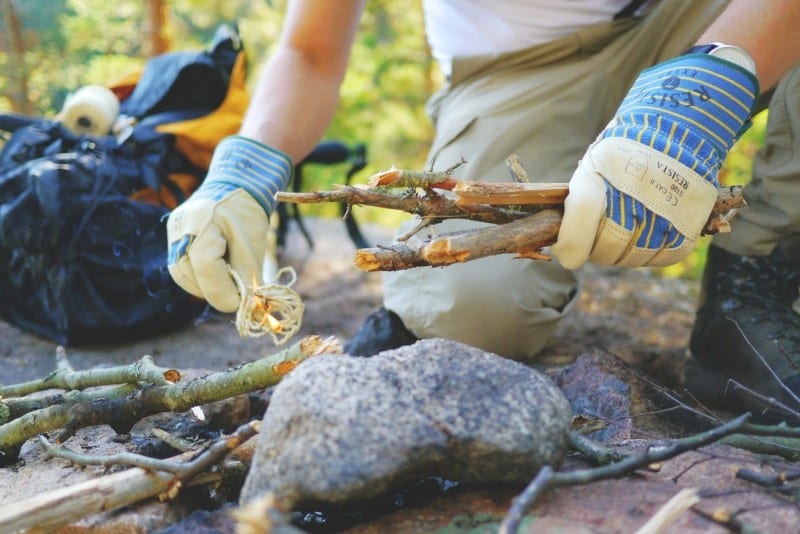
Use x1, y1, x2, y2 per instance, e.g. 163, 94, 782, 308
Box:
0, 347, 178, 398
1, 383, 138, 424
499, 413, 750, 534
0, 335, 340, 465
0, 421, 260, 532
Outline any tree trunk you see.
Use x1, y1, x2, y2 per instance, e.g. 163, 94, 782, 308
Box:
144, 0, 169, 57
1, 0, 34, 114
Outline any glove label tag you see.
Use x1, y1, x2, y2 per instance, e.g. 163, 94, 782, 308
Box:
589, 137, 717, 240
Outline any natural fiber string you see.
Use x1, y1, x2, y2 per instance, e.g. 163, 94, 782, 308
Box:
230, 266, 305, 345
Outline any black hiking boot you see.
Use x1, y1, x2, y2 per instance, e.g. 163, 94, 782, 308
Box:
687, 244, 800, 420
344, 307, 419, 357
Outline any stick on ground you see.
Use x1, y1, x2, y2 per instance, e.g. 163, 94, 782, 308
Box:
0, 335, 340, 465
0, 421, 260, 532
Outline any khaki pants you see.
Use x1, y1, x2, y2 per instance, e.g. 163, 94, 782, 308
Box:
384, 0, 797, 360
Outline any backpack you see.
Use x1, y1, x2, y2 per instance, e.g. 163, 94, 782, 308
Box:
0, 25, 247, 345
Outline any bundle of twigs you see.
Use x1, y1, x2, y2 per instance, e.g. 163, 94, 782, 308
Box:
276, 156, 746, 272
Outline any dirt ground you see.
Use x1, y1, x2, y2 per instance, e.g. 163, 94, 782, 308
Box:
2, 216, 747, 532
0, 216, 698, 387
1, 218, 388, 385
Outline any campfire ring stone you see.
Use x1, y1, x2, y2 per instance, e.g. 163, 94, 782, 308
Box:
241, 338, 572, 506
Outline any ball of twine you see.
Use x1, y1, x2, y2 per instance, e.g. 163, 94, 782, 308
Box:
231, 266, 305, 345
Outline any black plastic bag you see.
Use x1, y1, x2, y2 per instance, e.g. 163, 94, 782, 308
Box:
0, 25, 244, 344
0, 141, 205, 344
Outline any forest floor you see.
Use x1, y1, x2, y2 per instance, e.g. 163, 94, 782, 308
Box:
3, 217, 799, 533
0, 216, 696, 387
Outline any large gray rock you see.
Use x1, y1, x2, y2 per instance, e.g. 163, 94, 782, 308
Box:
240, 338, 572, 506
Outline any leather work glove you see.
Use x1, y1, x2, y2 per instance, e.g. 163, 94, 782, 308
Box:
167, 136, 293, 312
552, 44, 759, 269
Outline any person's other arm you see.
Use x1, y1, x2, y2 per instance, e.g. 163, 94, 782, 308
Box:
241, 0, 366, 162
696, 0, 800, 90
166, 0, 366, 312
552, 0, 800, 269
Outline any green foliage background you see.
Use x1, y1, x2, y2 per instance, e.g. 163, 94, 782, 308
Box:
1, 0, 437, 205
1, 0, 765, 277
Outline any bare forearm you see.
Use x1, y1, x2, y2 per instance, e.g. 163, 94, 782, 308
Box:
698, 0, 800, 90
238, 0, 364, 163
240, 49, 343, 163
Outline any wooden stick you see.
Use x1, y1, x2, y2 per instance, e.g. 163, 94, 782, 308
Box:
0, 455, 180, 532
0, 422, 259, 532
278, 167, 747, 272
277, 185, 533, 225
453, 182, 569, 206
0, 336, 339, 465
355, 209, 562, 271
0, 349, 178, 398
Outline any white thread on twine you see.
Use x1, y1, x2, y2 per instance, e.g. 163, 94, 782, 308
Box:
230, 266, 305, 345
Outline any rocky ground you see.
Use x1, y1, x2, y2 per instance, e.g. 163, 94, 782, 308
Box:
2, 217, 799, 533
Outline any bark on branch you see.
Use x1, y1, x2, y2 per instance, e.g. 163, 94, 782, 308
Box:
277, 184, 532, 226
354, 209, 562, 271
0, 335, 340, 465
0, 347, 178, 398
277, 162, 746, 273
0, 421, 260, 532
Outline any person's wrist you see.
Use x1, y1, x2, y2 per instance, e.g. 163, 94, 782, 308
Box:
203, 135, 293, 214
684, 42, 757, 75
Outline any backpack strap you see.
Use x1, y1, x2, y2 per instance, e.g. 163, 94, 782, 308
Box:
614, 0, 652, 20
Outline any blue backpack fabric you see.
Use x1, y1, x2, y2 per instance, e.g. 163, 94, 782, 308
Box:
0, 26, 243, 345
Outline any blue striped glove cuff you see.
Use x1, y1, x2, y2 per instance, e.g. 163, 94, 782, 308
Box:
197, 136, 294, 215
605, 52, 759, 184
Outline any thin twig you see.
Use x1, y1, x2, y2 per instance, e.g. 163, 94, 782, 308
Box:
725, 317, 800, 411
568, 431, 628, 465
0, 348, 178, 398
634, 488, 700, 534
151, 428, 195, 452
0, 422, 260, 532
499, 414, 751, 534
505, 154, 530, 183
499, 466, 554, 534
725, 379, 800, 422
38, 420, 259, 479
735, 467, 787, 488
396, 217, 435, 242
0, 336, 339, 465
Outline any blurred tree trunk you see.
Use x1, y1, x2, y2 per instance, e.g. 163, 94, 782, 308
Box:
144, 0, 170, 57
1, 0, 34, 114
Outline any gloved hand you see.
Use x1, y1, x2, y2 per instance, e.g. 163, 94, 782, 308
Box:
552, 44, 759, 269
167, 136, 293, 312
